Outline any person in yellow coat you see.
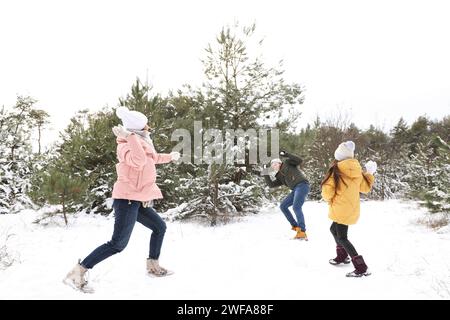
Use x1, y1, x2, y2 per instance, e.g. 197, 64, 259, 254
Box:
321, 141, 377, 277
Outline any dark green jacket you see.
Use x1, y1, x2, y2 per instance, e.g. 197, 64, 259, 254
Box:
265, 152, 309, 190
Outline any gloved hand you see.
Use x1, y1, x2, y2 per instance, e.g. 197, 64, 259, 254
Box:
365, 160, 377, 174
142, 200, 153, 208
268, 165, 277, 179
112, 125, 130, 139
170, 151, 181, 161
258, 164, 268, 176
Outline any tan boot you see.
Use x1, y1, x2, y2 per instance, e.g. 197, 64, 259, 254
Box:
294, 229, 308, 240
146, 259, 172, 277
63, 260, 94, 293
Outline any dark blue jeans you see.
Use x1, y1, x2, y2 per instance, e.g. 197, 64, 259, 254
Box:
280, 182, 310, 232
81, 199, 167, 269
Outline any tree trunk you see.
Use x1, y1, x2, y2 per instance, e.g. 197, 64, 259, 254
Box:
212, 177, 219, 226
11, 108, 26, 161
209, 165, 219, 226
38, 125, 42, 154
62, 193, 68, 226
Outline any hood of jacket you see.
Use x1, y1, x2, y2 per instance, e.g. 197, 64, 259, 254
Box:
337, 159, 363, 179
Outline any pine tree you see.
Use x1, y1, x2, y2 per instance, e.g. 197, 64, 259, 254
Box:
430, 116, 450, 142
419, 137, 450, 214
404, 135, 450, 215
150, 23, 306, 223
53, 108, 118, 215
202, 23, 304, 131
184, 23, 304, 223
0, 106, 10, 213
36, 166, 87, 225
391, 117, 409, 149
0, 96, 38, 213
408, 116, 430, 156
29, 109, 50, 154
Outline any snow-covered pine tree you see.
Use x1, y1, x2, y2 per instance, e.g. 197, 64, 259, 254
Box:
0, 105, 10, 214
0, 96, 38, 214
49, 108, 118, 215
420, 136, 450, 214
357, 125, 409, 200
404, 138, 449, 215
178, 23, 304, 222
158, 23, 304, 223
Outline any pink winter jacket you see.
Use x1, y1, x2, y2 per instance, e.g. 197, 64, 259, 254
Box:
111, 134, 172, 201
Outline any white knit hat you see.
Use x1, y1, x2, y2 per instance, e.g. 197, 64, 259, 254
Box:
334, 141, 355, 161
271, 158, 282, 165
116, 106, 148, 130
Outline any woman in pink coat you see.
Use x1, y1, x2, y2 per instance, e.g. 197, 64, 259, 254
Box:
64, 107, 180, 292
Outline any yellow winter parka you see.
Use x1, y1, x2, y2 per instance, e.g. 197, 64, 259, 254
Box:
321, 159, 375, 225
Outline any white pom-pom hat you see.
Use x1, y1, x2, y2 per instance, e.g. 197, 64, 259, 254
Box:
334, 141, 355, 161
116, 106, 148, 130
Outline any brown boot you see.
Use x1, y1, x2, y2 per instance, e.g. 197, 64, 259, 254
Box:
329, 245, 351, 265
346, 255, 371, 277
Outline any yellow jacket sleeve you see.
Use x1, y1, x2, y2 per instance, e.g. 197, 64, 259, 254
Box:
360, 173, 375, 194
321, 175, 336, 202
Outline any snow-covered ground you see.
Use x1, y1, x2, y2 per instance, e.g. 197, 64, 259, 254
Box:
0, 200, 449, 299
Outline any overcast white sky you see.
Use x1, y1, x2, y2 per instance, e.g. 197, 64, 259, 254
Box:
1, 0, 449, 146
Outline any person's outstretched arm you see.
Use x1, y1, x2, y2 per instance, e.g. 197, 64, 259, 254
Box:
264, 174, 283, 188
280, 150, 303, 166
151, 149, 173, 164
360, 173, 375, 194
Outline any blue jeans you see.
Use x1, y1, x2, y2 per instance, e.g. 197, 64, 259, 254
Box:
81, 199, 167, 269
280, 182, 310, 231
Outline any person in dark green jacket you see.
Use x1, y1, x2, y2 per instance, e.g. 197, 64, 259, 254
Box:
264, 150, 310, 240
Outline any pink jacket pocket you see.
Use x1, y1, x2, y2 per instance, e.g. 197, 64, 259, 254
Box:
116, 163, 139, 186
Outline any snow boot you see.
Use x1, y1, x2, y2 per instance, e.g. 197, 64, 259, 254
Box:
329, 245, 351, 265
293, 229, 308, 240
346, 255, 371, 277
146, 259, 173, 277
63, 260, 94, 293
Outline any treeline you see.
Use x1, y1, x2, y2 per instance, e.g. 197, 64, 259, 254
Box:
0, 23, 448, 225
281, 115, 450, 215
